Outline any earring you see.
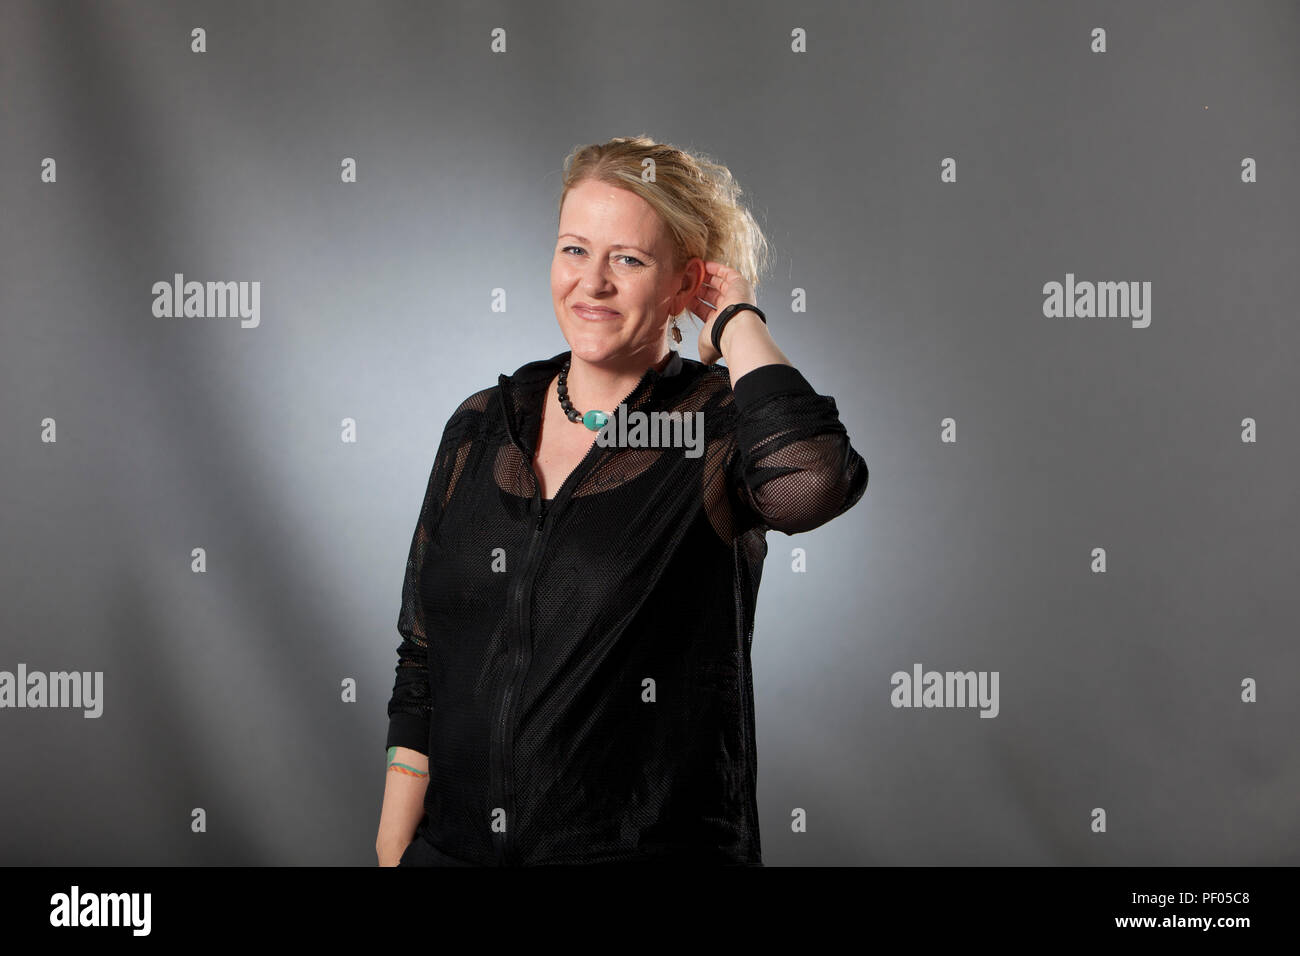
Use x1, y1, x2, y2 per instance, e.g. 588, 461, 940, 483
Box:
670, 320, 682, 344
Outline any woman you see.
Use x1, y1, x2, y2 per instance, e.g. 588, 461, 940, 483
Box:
376, 135, 869, 866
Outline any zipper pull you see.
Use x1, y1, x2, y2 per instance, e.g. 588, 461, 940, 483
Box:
536, 502, 546, 532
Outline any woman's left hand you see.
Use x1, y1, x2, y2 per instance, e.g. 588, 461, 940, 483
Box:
693, 261, 757, 365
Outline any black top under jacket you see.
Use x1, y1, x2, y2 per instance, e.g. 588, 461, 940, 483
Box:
386, 347, 869, 865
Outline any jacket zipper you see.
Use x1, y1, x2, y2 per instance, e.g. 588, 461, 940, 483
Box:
493, 368, 657, 865
495, 491, 545, 866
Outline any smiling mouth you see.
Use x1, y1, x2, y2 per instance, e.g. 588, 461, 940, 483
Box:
572, 305, 621, 320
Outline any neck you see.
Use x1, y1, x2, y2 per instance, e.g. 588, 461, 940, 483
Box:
563, 344, 673, 412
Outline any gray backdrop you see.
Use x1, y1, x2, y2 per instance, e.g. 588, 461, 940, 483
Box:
1, 0, 1296, 866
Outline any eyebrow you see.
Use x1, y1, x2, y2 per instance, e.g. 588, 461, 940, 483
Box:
558, 233, 653, 256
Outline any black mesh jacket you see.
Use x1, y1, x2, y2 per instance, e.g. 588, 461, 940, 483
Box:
385, 348, 869, 865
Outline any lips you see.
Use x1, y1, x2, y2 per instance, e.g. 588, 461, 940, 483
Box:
573, 305, 620, 321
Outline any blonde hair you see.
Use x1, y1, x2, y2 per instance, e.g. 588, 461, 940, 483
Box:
557, 135, 773, 326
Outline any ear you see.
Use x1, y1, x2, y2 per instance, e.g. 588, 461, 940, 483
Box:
672, 257, 706, 315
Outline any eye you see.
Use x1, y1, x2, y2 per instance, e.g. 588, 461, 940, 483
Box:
561, 246, 645, 267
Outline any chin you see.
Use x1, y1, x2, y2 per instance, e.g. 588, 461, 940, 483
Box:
567, 339, 620, 363
563, 326, 620, 357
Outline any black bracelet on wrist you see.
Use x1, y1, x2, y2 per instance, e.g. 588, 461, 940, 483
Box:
710, 303, 767, 355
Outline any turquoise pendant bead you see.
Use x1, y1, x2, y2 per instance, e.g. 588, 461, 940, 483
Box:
582, 409, 608, 431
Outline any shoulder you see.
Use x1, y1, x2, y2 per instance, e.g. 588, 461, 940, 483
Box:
678, 356, 737, 406
430, 383, 499, 451
448, 384, 499, 419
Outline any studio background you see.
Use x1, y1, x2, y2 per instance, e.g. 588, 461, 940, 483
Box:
1, 0, 1296, 866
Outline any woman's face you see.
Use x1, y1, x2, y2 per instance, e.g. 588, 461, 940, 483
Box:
551, 179, 700, 367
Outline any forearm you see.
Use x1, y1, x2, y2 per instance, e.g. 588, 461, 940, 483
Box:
375, 746, 429, 865
718, 309, 791, 384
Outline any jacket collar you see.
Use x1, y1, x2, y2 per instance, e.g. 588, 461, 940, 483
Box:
497, 348, 684, 454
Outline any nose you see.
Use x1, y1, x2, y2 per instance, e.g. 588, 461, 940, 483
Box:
581, 256, 614, 293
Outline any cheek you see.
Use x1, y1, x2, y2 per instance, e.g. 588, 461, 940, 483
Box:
645, 278, 674, 311
629, 273, 661, 302
551, 262, 576, 291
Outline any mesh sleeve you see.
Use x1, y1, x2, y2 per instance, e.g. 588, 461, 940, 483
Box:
726, 363, 869, 535
385, 395, 484, 756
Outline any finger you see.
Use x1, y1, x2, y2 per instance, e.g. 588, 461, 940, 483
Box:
696, 280, 725, 308
695, 288, 722, 311
704, 262, 739, 288
694, 285, 721, 311
703, 263, 753, 303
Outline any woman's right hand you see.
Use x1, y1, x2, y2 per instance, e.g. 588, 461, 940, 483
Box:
376, 837, 413, 867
